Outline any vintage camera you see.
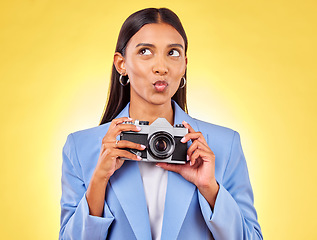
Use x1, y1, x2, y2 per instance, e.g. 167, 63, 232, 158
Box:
120, 118, 188, 164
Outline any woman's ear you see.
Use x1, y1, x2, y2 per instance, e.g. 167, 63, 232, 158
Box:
113, 52, 126, 75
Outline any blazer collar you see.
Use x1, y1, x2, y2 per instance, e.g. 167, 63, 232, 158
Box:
111, 100, 201, 239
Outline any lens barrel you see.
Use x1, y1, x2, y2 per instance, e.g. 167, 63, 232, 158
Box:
148, 131, 175, 159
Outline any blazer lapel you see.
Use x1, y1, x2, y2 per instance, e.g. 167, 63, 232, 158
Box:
109, 161, 152, 239
160, 101, 201, 239
160, 171, 196, 240
109, 103, 151, 239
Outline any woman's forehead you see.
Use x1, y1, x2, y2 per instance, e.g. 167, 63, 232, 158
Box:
128, 23, 185, 48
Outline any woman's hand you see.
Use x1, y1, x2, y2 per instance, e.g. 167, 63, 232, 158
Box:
156, 121, 219, 209
93, 117, 146, 181
87, 117, 145, 216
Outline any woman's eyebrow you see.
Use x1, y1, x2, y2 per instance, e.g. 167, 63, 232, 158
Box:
135, 43, 155, 48
168, 44, 184, 49
135, 43, 184, 49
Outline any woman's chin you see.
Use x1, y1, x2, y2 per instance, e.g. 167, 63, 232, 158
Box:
131, 89, 175, 106
147, 94, 173, 106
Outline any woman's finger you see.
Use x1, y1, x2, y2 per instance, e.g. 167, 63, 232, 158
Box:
116, 149, 142, 161
156, 162, 184, 174
101, 148, 142, 161
189, 150, 200, 166
189, 148, 214, 166
182, 121, 195, 133
109, 117, 133, 130
113, 123, 141, 136
103, 123, 141, 142
182, 121, 209, 145
181, 132, 207, 146
190, 156, 204, 168
187, 139, 211, 158
115, 140, 146, 150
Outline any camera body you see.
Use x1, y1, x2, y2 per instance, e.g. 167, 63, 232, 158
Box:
120, 118, 188, 164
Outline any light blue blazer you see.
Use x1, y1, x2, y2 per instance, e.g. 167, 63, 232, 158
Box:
59, 101, 262, 240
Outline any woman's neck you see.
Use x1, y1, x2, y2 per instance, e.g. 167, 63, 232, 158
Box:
129, 99, 174, 126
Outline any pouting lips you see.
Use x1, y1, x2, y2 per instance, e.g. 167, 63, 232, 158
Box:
153, 81, 168, 92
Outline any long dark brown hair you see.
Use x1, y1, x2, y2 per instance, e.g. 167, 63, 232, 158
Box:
99, 8, 188, 125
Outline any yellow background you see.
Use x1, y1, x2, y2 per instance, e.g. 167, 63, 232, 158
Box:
1, 0, 316, 239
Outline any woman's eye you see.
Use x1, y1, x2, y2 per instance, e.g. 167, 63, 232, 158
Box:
139, 48, 151, 56
169, 49, 180, 57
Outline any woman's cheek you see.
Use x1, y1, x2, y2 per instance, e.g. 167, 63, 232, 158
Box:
171, 60, 186, 73
131, 62, 150, 78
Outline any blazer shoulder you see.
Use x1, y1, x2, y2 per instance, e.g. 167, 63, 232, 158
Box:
64, 123, 111, 154
70, 123, 110, 140
62, 123, 112, 182
192, 118, 236, 139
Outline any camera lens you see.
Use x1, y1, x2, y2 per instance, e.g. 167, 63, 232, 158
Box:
148, 131, 175, 160
155, 138, 167, 152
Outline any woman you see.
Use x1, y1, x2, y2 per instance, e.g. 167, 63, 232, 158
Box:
59, 8, 262, 240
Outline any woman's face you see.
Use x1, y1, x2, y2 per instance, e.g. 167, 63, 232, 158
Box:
122, 23, 187, 106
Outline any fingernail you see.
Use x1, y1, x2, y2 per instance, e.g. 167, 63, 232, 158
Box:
189, 161, 193, 166
136, 126, 141, 131
141, 144, 146, 149
155, 164, 161, 167
128, 117, 133, 120
180, 137, 186, 143
137, 156, 142, 160
183, 121, 187, 125
187, 155, 190, 161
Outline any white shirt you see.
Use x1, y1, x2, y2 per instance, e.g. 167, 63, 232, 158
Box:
138, 162, 168, 240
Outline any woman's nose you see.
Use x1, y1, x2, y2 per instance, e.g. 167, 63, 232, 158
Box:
152, 56, 168, 75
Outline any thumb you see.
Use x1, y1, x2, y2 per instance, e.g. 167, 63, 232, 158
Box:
156, 163, 182, 174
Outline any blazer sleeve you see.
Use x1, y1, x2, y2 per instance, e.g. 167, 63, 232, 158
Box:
198, 131, 263, 240
59, 134, 114, 240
